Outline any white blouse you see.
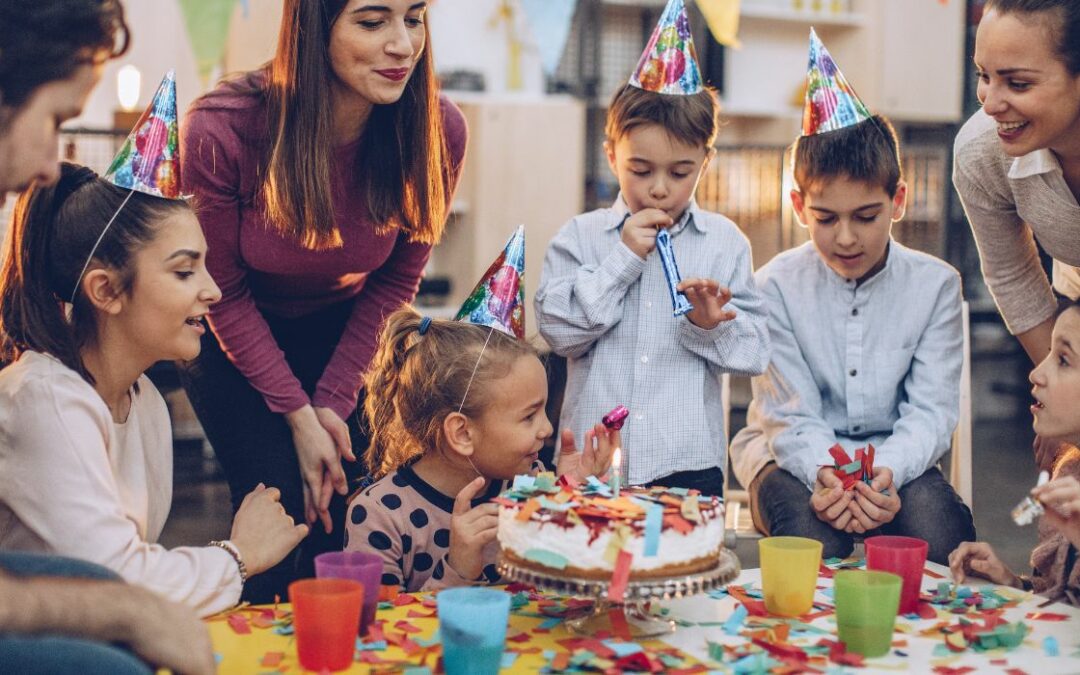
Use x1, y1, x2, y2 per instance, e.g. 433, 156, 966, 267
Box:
0, 351, 241, 616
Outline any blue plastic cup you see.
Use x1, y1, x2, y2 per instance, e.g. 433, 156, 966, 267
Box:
436, 587, 510, 675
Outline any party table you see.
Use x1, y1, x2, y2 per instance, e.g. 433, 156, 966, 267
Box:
207, 561, 1080, 673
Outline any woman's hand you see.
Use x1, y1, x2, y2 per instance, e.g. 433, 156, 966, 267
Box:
1033, 475, 1080, 549
230, 483, 309, 576
446, 477, 498, 580
315, 406, 357, 463
555, 424, 619, 481
948, 541, 1021, 588
286, 405, 348, 532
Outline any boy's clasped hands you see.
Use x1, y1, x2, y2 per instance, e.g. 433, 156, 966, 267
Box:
621, 208, 736, 330
812, 465, 901, 534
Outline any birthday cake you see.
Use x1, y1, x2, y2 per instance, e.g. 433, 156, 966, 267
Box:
495, 474, 724, 581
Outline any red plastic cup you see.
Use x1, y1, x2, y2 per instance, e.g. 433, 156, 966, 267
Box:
315, 551, 382, 636
289, 578, 364, 672
865, 535, 929, 615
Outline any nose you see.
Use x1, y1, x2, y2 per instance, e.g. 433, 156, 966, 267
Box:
835, 220, 858, 247
385, 19, 415, 59
201, 270, 222, 305
539, 411, 554, 440
1030, 355, 1050, 386
980, 81, 1007, 116
648, 177, 668, 202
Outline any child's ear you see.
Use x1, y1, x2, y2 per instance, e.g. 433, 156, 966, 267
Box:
603, 139, 617, 176
81, 269, 125, 316
442, 411, 475, 458
890, 180, 908, 222
790, 189, 810, 227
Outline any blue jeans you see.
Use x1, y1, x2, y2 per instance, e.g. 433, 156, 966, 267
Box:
0, 552, 153, 675
750, 463, 975, 564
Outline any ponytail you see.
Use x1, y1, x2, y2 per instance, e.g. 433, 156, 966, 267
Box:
0, 162, 190, 383
363, 306, 536, 479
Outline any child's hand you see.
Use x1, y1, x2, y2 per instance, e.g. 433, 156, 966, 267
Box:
811, 467, 854, 531
948, 541, 1021, 588
621, 208, 672, 259
446, 477, 499, 580
677, 278, 736, 330
846, 467, 901, 532
1032, 475, 1080, 549
555, 424, 619, 481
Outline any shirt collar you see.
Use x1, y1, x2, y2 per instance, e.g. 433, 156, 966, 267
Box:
608, 194, 704, 234
817, 239, 896, 289
1008, 148, 1062, 180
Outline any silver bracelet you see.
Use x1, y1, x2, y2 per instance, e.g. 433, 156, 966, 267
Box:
209, 540, 248, 584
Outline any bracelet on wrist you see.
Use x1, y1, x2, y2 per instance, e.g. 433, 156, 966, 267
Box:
209, 540, 248, 584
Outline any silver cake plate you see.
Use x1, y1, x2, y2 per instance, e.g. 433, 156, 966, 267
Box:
497, 548, 740, 638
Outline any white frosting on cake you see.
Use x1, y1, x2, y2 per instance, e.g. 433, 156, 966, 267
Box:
497, 506, 723, 572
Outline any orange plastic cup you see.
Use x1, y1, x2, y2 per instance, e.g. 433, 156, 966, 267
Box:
289, 578, 364, 672
759, 536, 823, 616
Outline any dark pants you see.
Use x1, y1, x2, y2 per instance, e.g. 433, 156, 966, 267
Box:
177, 301, 370, 603
646, 466, 724, 497
0, 552, 152, 675
749, 463, 975, 564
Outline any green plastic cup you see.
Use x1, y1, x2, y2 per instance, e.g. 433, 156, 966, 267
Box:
759, 536, 822, 616
834, 570, 902, 657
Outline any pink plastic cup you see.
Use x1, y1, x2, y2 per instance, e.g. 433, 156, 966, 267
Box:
865, 535, 929, 615
314, 551, 382, 636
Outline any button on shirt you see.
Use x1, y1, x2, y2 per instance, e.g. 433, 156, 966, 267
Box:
728, 241, 962, 491
535, 196, 770, 485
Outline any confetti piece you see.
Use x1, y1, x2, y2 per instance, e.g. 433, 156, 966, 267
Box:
609, 607, 632, 641
1026, 612, 1069, 621
644, 503, 662, 557
1044, 636, 1060, 657
523, 548, 569, 570
226, 614, 251, 635
607, 550, 633, 602
260, 651, 284, 667
723, 604, 748, 635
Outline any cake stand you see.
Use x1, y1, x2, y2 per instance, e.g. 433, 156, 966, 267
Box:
497, 548, 740, 638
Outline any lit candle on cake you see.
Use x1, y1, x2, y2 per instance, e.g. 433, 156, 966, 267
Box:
610, 446, 622, 495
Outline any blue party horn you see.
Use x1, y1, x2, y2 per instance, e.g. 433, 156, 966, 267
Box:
656, 228, 693, 316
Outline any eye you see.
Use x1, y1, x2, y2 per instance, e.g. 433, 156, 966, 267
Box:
974, 70, 989, 84
629, 168, 650, 176
358, 19, 383, 29
1059, 353, 1070, 367
175, 271, 194, 280
855, 214, 878, 223
406, 14, 425, 27
815, 215, 837, 225
1008, 80, 1031, 92
671, 172, 691, 179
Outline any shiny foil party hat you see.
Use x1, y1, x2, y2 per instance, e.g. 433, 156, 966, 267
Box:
629, 0, 703, 95
802, 28, 871, 136
455, 225, 526, 339
104, 69, 181, 198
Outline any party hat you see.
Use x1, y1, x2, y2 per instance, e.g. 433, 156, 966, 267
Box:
629, 0, 703, 95
455, 225, 525, 339
802, 28, 871, 136
104, 69, 181, 199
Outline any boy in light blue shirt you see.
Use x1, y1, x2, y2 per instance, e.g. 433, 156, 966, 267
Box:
729, 36, 975, 563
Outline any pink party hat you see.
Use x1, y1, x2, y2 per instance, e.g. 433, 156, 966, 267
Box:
629, 0, 704, 95
802, 28, 871, 136
104, 70, 181, 198
455, 225, 525, 339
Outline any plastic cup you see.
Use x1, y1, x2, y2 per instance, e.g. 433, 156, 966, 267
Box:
437, 587, 510, 675
759, 536, 822, 616
289, 578, 364, 672
315, 551, 382, 636
865, 535, 929, 615
834, 570, 902, 657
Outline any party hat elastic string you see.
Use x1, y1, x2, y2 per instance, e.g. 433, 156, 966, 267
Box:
69, 189, 135, 303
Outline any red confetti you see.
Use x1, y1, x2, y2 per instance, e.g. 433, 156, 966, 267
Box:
607, 550, 633, 602
260, 651, 284, 667
1025, 612, 1069, 621
378, 585, 400, 602
917, 602, 939, 619
407, 608, 436, 618
609, 607, 632, 641
923, 567, 946, 579
393, 620, 422, 634
226, 613, 251, 634
392, 593, 419, 607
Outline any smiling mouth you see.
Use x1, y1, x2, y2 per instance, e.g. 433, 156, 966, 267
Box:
376, 68, 409, 82
997, 120, 1029, 136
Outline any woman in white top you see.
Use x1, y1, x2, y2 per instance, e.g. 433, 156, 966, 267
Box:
953, 0, 1080, 364
0, 163, 307, 617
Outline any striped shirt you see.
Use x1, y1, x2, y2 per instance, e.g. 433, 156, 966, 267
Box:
535, 196, 770, 485
729, 241, 963, 491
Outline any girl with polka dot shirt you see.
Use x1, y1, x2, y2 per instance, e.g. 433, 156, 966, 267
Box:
345, 307, 617, 591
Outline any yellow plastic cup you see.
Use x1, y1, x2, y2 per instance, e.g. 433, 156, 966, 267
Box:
759, 536, 823, 616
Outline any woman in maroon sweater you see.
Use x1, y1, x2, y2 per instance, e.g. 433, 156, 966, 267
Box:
178, 0, 467, 602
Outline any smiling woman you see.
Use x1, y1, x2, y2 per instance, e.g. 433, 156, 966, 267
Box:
953, 0, 1080, 364
176, 0, 468, 603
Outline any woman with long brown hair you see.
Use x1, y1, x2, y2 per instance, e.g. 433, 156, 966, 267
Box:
178, 0, 467, 601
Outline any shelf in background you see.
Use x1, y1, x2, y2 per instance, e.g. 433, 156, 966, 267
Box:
739, 5, 865, 28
